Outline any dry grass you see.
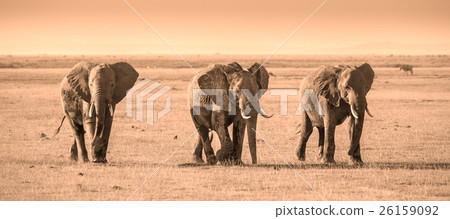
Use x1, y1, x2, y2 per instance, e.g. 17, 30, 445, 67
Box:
0, 56, 449, 201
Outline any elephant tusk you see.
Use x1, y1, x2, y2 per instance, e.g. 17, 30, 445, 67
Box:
241, 111, 251, 120
108, 103, 114, 117
350, 105, 359, 119
261, 113, 273, 119
258, 107, 273, 118
89, 103, 94, 117
365, 107, 374, 117
260, 110, 273, 119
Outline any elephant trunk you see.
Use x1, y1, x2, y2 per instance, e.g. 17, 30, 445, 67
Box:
348, 113, 364, 156
348, 91, 367, 119
91, 88, 107, 153
348, 94, 366, 156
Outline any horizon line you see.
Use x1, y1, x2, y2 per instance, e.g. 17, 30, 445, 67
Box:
1, 53, 449, 56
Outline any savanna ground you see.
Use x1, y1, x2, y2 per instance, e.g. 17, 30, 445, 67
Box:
0, 55, 449, 201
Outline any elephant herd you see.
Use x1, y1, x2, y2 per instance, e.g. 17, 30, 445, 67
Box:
55, 61, 375, 165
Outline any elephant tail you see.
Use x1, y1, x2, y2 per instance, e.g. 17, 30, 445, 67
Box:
52, 115, 66, 137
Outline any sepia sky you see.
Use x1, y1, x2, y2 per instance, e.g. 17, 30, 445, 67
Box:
1, 0, 449, 54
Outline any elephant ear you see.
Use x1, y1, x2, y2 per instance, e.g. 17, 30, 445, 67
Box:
66, 61, 97, 102
110, 62, 139, 104
313, 66, 340, 107
223, 62, 243, 74
198, 64, 228, 90
248, 63, 269, 94
197, 64, 229, 109
356, 63, 375, 94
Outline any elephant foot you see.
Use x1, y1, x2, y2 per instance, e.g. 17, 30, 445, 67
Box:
206, 155, 217, 165
192, 155, 204, 164
216, 149, 233, 164
70, 154, 78, 162
233, 159, 246, 166
298, 155, 305, 161
321, 157, 336, 164
92, 157, 107, 164
219, 158, 234, 166
348, 155, 363, 165
317, 146, 324, 159
218, 157, 244, 166
295, 148, 306, 161
316, 153, 323, 160
82, 156, 89, 163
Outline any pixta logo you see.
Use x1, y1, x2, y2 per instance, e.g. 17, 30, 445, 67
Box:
126, 79, 172, 126
191, 88, 324, 116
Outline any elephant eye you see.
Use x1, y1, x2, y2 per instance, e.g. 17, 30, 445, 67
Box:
345, 85, 350, 90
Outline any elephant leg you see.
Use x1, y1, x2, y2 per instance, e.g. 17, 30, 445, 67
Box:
295, 114, 313, 161
322, 125, 336, 164
215, 126, 234, 164
68, 117, 88, 162
192, 134, 204, 163
353, 144, 362, 163
232, 119, 245, 164
84, 118, 95, 141
322, 112, 336, 164
198, 127, 216, 165
70, 139, 78, 161
73, 123, 88, 162
317, 127, 324, 159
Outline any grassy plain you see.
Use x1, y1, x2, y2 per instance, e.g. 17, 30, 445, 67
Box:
0, 55, 449, 200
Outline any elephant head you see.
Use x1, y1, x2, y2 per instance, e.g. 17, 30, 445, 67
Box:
231, 62, 272, 119
313, 63, 374, 119
196, 62, 272, 119
66, 62, 138, 158
338, 63, 374, 118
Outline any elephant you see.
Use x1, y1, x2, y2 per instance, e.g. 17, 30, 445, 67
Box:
188, 62, 272, 165
399, 64, 413, 76
295, 63, 374, 164
54, 61, 139, 163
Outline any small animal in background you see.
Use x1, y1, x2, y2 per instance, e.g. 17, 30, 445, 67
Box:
399, 64, 413, 76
